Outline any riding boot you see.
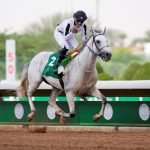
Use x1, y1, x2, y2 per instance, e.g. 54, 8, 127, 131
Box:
55, 47, 68, 68
54, 47, 68, 75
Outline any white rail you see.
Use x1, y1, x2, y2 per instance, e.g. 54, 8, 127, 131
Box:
0, 80, 150, 96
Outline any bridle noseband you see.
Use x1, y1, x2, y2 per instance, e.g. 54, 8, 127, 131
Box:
86, 33, 109, 57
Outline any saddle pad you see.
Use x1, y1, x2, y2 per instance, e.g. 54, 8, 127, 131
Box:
42, 51, 78, 78
42, 52, 60, 78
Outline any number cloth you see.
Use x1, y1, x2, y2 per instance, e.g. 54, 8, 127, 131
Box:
42, 52, 75, 79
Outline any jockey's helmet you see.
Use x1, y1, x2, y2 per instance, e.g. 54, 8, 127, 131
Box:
73, 10, 87, 23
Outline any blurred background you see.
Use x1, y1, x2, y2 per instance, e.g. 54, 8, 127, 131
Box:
0, 0, 150, 81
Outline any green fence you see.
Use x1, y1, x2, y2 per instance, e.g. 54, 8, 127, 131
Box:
0, 100, 150, 126
2, 96, 150, 101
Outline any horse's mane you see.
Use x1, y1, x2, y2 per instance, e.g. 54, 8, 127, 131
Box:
78, 34, 92, 53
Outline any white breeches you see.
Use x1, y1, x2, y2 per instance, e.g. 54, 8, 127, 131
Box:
54, 29, 78, 49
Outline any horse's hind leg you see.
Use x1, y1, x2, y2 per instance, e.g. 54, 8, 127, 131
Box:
27, 79, 42, 121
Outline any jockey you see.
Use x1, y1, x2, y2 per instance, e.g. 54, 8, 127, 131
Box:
54, 10, 88, 73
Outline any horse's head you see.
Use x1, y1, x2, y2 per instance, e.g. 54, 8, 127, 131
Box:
89, 27, 112, 62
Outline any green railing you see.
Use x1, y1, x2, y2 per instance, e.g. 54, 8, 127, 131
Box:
2, 96, 150, 101
0, 100, 150, 126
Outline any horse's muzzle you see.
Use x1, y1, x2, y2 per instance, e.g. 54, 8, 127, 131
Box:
100, 51, 112, 62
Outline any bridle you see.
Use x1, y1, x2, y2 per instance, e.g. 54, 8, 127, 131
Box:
85, 33, 109, 57
77, 32, 109, 73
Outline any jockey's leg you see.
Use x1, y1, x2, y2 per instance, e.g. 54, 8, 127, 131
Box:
56, 47, 68, 74
56, 46, 68, 68
54, 29, 69, 69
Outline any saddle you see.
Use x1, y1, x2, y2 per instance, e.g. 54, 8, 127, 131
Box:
60, 44, 80, 66
42, 45, 80, 79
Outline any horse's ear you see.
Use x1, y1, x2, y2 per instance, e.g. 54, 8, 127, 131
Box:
91, 23, 106, 35
91, 26, 96, 35
102, 27, 106, 35
98, 26, 106, 34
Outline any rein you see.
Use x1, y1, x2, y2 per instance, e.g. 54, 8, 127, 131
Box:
85, 33, 109, 57
77, 32, 109, 73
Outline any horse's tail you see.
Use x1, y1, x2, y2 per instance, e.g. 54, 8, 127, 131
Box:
17, 62, 30, 98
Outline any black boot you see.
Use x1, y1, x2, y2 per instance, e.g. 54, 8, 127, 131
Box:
55, 47, 68, 68
54, 47, 68, 75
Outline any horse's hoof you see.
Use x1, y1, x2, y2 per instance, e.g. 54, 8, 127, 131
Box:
70, 113, 75, 118
27, 114, 34, 122
60, 115, 66, 125
93, 114, 100, 121
27, 115, 32, 121
55, 109, 63, 116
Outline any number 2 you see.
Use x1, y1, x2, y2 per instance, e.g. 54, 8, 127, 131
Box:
49, 56, 56, 66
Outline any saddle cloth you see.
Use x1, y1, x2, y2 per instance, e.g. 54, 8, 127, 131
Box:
42, 49, 78, 79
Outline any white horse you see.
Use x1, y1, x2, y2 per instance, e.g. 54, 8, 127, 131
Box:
17, 27, 112, 124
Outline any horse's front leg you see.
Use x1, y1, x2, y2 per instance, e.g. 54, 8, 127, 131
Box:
66, 91, 75, 117
48, 88, 70, 124
93, 93, 107, 121
48, 88, 62, 112
55, 91, 75, 124
88, 87, 107, 121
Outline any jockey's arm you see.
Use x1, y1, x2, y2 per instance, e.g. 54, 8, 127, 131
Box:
81, 24, 87, 43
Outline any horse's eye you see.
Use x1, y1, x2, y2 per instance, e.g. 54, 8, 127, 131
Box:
96, 40, 100, 44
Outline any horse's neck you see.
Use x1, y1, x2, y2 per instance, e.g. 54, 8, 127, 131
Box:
78, 37, 97, 71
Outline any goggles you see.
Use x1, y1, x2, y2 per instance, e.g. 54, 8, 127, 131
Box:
76, 19, 84, 24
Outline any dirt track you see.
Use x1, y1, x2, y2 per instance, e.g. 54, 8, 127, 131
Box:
0, 126, 150, 150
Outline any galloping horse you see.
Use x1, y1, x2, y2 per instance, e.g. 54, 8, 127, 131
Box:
17, 27, 112, 123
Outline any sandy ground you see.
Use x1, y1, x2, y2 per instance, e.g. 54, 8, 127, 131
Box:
0, 126, 150, 150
